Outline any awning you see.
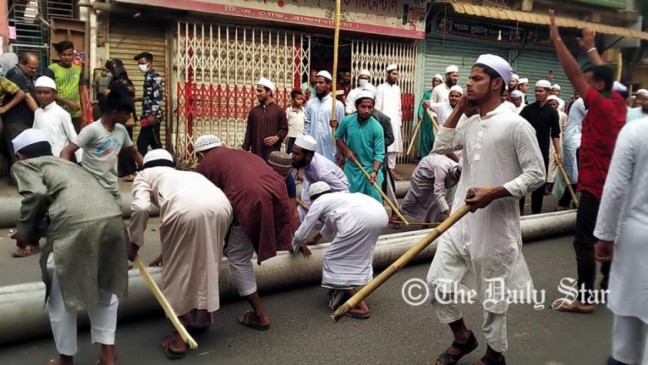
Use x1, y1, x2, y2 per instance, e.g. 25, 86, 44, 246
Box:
442, 2, 648, 41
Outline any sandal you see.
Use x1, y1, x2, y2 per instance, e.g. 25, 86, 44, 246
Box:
435, 330, 478, 365
237, 310, 270, 331
551, 299, 594, 314
161, 335, 187, 360
475, 355, 506, 365
345, 307, 370, 320
12, 244, 40, 258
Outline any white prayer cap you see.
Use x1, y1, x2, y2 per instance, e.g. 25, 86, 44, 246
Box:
385, 64, 398, 72
143, 148, 173, 165
359, 69, 371, 77
613, 81, 627, 93
449, 85, 463, 94
12, 128, 49, 154
317, 70, 332, 81
474, 54, 513, 85
433, 73, 443, 81
309, 181, 331, 197
636, 88, 648, 97
445, 65, 459, 74
294, 135, 316, 151
547, 95, 561, 103
361, 84, 377, 95
511, 73, 520, 81
551, 84, 561, 90
355, 90, 375, 105
518, 78, 529, 85
194, 134, 222, 152
535, 80, 552, 89
34, 76, 56, 90
257, 77, 276, 92
511, 90, 524, 98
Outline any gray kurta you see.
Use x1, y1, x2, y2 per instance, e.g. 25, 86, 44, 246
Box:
11, 156, 129, 311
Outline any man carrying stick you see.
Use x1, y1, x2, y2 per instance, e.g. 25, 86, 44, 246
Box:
427, 54, 545, 365
11, 129, 128, 365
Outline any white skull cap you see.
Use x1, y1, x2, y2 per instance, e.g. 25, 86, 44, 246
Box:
194, 135, 222, 152
257, 77, 276, 92
294, 135, 316, 151
143, 148, 173, 165
474, 54, 513, 85
309, 181, 331, 197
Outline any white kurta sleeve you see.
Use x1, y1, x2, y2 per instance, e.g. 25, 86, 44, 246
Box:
432, 119, 464, 154
502, 121, 546, 198
292, 200, 325, 251
431, 87, 440, 103
594, 125, 636, 242
129, 174, 153, 247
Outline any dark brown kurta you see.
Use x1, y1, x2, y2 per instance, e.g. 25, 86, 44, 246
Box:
197, 147, 292, 263
242, 102, 288, 162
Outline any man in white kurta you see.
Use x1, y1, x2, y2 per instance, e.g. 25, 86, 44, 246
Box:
345, 68, 373, 115
427, 54, 545, 365
128, 149, 232, 358
292, 182, 388, 319
546, 95, 568, 189
555, 96, 586, 210
428, 85, 463, 126
551, 84, 566, 112
304, 70, 345, 163
401, 154, 460, 223
431, 65, 459, 104
593, 117, 648, 365
375, 64, 403, 178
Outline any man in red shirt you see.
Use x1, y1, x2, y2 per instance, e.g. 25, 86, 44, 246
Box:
548, 10, 626, 313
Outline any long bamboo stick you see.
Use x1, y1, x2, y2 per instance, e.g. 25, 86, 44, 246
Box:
425, 109, 440, 133
406, 118, 423, 156
296, 197, 310, 211
133, 256, 198, 349
330, 0, 341, 145
351, 158, 409, 225
556, 159, 579, 208
331, 197, 473, 322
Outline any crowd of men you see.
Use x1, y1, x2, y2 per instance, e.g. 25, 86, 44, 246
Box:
2, 9, 648, 365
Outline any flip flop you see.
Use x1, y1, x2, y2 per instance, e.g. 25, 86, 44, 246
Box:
551, 300, 594, 314
12, 245, 40, 258
237, 311, 270, 331
161, 335, 187, 360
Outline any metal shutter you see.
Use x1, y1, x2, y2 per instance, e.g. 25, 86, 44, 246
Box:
512, 49, 573, 104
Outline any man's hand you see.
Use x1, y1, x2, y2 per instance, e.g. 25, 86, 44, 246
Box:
127, 243, 140, 262
330, 119, 338, 128
369, 171, 377, 184
422, 100, 430, 109
263, 135, 280, 146
68, 101, 82, 112
595, 240, 614, 262
548, 9, 561, 42
554, 152, 562, 165
148, 253, 163, 267
296, 243, 312, 257
465, 187, 496, 212
577, 27, 596, 52
455, 96, 479, 118
345, 149, 356, 162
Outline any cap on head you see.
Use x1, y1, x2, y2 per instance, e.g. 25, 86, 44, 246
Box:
511, 73, 520, 81
194, 135, 222, 152
433, 73, 443, 81
518, 78, 529, 85
317, 70, 332, 81
474, 54, 513, 85
636, 88, 648, 97
449, 85, 463, 94
445, 65, 459, 74
308, 181, 331, 197
359, 69, 371, 78
133, 51, 153, 61
551, 84, 561, 90
386, 64, 398, 72
535, 80, 552, 89
143, 149, 173, 165
294, 135, 316, 151
257, 77, 276, 92
355, 90, 375, 106
35, 76, 57, 90
268, 151, 293, 170
547, 95, 561, 103
511, 90, 524, 98
12, 128, 49, 154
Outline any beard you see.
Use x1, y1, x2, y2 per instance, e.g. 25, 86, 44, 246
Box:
292, 159, 309, 169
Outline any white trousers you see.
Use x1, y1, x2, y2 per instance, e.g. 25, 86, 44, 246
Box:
46, 254, 118, 356
387, 152, 397, 169
227, 225, 257, 297
432, 295, 508, 353
612, 315, 648, 364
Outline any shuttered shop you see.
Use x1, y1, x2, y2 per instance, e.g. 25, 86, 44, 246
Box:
108, 22, 168, 147
512, 49, 573, 104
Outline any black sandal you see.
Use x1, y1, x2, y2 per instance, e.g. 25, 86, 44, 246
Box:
477, 355, 506, 365
435, 330, 478, 365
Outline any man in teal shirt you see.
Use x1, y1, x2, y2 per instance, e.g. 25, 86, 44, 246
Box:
334, 90, 385, 202
416, 74, 442, 158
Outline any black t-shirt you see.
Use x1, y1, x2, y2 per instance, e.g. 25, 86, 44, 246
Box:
519, 101, 560, 159
3, 66, 34, 126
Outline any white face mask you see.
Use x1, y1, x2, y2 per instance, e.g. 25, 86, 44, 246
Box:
358, 79, 368, 87
138, 64, 149, 73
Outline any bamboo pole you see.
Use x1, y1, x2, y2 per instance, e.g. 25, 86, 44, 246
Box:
406, 118, 423, 156
133, 256, 198, 349
296, 198, 310, 211
331, 195, 474, 322
351, 158, 409, 225
330, 0, 341, 145
425, 109, 440, 133
556, 159, 579, 208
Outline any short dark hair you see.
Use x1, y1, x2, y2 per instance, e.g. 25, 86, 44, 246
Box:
290, 89, 304, 99
474, 63, 506, 96
134, 52, 153, 62
103, 90, 135, 114
53, 41, 74, 54
582, 65, 614, 92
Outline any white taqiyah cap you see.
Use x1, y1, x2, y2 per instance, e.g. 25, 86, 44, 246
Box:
551, 84, 561, 90
309, 181, 331, 197
359, 69, 371, 77
257, 77, 276, 92
511, 73, 519, 81
511, 90, 524, 98
474, 54, 513, 85
386, 64, 398, 72
355, 90, 375, 104
317, 70, 332, 81
34, 76, 56, 90
449, 85, 463, 94
143, 148, 173, 165
433, 73, 443, 81
518, 78, 529, 84
636, 88, 648, 97
535, 80, 552, 89
613, 81, 627, 93
445, 65, 459, 74
547, 95, 561, 103
194, 134, 222, 152
294, 135, 316, 151
361, 84, 377, 95
12, 128, 49, 154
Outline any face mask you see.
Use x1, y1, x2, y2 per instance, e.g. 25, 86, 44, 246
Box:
358, 79, 368, 87
138, 64, 149, 73
105, 71, 113, 79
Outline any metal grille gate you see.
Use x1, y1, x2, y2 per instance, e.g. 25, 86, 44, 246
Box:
173, 23, 311, 162
351, 39, 418, 164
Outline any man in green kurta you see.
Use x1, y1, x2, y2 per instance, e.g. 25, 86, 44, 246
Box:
416, 90, 436, 159
11, 128, 128, 365
334, 90, 385, 202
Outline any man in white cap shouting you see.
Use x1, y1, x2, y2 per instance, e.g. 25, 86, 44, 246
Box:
550, 83, 565, 111
431, 65, 459, 103
32, 76, 82, 161
11, 128, 128, 365
428, 54, 545, 365
345, 69, 373, 115
304, 70, 345, 163
375, 64, 403, 180
519, 79, 561, 214
242, 77, 288, 162
292, 181, 388, 319
626, 88, 648, 122
128, 148, 232, 359
428, 85, 463, 127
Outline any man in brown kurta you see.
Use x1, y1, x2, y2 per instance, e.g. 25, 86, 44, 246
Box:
242, 77, 288, 161
195, 134, 292, 331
